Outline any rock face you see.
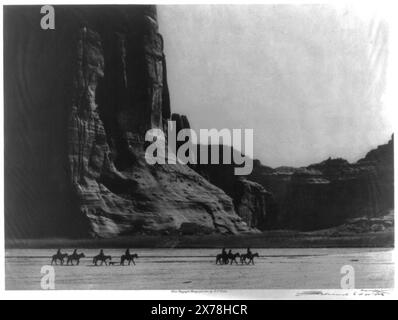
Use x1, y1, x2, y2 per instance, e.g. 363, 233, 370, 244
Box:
4, 5, 394, 238
189, 137, 393, 232
67, 7, 253, 237
4, 5, 252, 238
248, 136, 394, 231
233, 179, 272, 230
191, 144, 276, 230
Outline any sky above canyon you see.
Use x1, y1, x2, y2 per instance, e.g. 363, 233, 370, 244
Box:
158, 4, 393, 167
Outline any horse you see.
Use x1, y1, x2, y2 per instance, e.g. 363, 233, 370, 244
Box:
240, 252, 259, 265
66, 252, 85, 265
216, 253, 229, 265
120, 253, 138, 266
93, 254, 112, 266
228, 252, 241, 265
51, 253, 68, 265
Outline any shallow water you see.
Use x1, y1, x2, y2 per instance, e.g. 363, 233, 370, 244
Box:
5, 248, 394, 290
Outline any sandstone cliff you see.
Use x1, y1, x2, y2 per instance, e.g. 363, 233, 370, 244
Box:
67, 7, 254, 237
4, 5, 393, 238
249, 136, 394, 230
187, 136, 393, 232
187, 143, 277, 230
5, 6, 252, 238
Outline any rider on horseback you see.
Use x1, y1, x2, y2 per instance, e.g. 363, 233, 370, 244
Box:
221, 247, 228, 264
98, 249, 105, 258
125, 248, 131, 257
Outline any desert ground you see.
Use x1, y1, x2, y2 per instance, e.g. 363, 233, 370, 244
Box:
5, 248, 394, 290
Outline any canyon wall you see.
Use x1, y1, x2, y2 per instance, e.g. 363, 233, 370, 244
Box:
4, 5, 393, 238
4, 6, 252, 238
190, 134, 393, 232
248, 136, 394, 230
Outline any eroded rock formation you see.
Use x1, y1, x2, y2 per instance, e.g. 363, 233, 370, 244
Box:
191, 144, 276, 230
66, 7, 253, 237
233, 179, 272, 229
4, 5, 394, 238
4, 5, 253, 238
248, 136, 394, 230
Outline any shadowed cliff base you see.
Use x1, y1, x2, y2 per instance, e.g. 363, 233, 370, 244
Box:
5, 229, 394, 249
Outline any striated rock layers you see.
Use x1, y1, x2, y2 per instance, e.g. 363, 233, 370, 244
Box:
4, 5, 393, 238
66, 7, 253, 237
248, 136, 394, 231
233, 179, 274, 230
4, 5, 252, 238
186, 136, 393, 232
185, 143, 277, 231
69, 7, 250, 236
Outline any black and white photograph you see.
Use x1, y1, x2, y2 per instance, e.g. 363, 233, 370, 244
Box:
1, 1, 396, 301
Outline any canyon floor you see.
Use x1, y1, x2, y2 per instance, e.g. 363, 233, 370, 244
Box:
5, 248, 394, 290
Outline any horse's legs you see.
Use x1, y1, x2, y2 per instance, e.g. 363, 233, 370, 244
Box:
132, 259, 135, 266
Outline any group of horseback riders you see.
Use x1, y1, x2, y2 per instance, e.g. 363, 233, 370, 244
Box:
51, 248, 138, 266
216, 247, 259, 265
52, 247, 259, 266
